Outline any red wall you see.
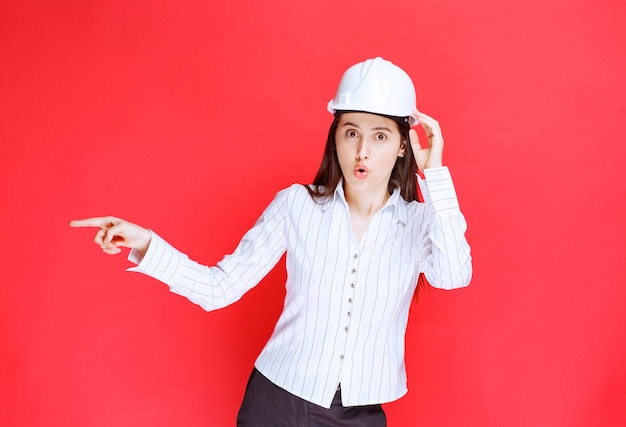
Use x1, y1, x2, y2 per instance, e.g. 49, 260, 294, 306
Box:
1, 1, 625, 426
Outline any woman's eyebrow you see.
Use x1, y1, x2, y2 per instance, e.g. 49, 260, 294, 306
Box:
341, 122, 392, 132
341, 121, 361, 129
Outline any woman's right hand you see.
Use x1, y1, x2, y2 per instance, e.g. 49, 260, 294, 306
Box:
69, 216, 152, 256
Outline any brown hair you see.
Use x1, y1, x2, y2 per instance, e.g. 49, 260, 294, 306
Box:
306, 112, 419, 203
306, 112, 429, 294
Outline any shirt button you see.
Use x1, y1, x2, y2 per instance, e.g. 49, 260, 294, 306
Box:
353, 254, 358, 259
351, 283, 355, 288
348, 298, 352, 304
344, 326, 349, 332
339, 354, 344, 360
347, 311, 351, 316
351, 268, 356, 274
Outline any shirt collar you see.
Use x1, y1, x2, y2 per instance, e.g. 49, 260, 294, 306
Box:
320, 180, 408, 226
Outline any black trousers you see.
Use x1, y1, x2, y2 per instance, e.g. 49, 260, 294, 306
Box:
236, 369, 387, 427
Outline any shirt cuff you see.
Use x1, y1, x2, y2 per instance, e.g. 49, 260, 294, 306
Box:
126, 231, 184, 284
419, 166, 460, 212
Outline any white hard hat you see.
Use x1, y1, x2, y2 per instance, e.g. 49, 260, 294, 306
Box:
327, 57, 417, 126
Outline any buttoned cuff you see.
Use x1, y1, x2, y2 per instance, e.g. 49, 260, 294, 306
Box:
126, 231, 185, 284
417, 166, 460, 212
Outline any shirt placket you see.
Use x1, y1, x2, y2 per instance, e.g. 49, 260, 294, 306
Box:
337, 242, 360, 373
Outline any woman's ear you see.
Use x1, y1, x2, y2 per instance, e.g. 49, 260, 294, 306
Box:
399, 139, 407, 157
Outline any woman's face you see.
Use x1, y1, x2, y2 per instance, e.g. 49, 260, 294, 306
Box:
335, 112, 406, 197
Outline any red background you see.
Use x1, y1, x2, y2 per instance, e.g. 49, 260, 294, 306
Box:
1, 0, 625, 426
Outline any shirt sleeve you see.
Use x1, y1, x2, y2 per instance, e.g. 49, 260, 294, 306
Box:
416, 166, 472, 289
126, 188, 290, 311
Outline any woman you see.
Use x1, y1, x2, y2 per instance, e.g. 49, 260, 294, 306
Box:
71, 57, 472, 426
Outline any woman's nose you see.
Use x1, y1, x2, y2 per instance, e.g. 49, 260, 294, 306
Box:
356, 140, 369, 160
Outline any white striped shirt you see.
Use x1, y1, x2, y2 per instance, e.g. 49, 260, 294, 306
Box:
128, 166, 471, 408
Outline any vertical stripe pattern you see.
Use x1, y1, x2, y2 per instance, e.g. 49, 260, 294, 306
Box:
127, 166, 472, 409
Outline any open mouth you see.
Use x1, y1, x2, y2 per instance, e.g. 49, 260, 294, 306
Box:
354, 165, 368, 179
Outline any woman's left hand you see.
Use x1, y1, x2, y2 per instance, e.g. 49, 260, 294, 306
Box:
409, 109, 444, 172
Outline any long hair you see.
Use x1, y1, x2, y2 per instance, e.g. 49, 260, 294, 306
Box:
305, 111, 428, 295
306, 111, 419, 203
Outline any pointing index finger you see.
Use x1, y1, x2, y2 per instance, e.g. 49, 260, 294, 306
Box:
69, 217, 115, 228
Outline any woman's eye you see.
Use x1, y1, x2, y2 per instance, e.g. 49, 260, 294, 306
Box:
376, 133, 386, 141
347, 130, 357, 138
